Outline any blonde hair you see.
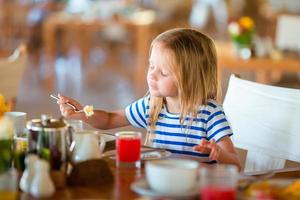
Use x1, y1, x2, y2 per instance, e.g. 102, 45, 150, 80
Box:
148, 28, 218, 131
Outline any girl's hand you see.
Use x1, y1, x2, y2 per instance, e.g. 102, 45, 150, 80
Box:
193, 139, 211, 154
193, 139, 221, 161
57, 94, 83, 118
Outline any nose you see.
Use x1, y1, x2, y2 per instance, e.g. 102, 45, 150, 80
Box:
148, 68, 157, 81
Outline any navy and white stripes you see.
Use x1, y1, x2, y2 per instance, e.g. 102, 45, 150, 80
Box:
125, 96, 233, 162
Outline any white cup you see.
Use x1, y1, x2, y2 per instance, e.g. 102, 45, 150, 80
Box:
72, 130, 106, 163
145, 159, 199, 195
5, 112, 27, 136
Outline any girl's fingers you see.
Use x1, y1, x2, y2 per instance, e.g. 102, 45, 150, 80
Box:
193, 145, 204, 152
56, 94, 69, 104
193, 144, 211, 154
209, 146, 216, 160
60, 104, 75, 117
209, 139, 216, 146
57, 94, 79, 117
64, 109, 73, 117
193, 139, 211, 153
62, 109, 73, 117
57, 95, 82, 110
209, 147, 217, 160
207, 139, 216, 149
208, 140, 220, 160
200, 139, 208, 145
60, 104, 69, 111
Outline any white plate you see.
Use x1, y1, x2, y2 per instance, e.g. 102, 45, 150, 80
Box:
141, 150, 172, 160
102, 148, 171, 161
131, 178, 198, 199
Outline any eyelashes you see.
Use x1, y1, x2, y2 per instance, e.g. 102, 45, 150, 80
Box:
149, 65, 169, 77
160, 71, 168, 77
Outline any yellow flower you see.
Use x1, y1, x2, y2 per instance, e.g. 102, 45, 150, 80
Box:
228, 16, 255, 49
0, 94, 11, 117
239, 16, 254, 30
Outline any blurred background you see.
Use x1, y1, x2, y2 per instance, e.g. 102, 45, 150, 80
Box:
0, 0, 300, 122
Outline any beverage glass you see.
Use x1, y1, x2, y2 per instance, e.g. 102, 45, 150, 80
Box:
116, 131, 141, 168
199, 165, 239, 200
0, 169, 18, 200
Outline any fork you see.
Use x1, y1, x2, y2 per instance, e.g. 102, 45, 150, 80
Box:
50, 94, 83, 113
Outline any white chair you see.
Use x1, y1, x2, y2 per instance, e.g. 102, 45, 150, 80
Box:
223, 74, 300, 173
0, 45, 27, 109
275, 14, 300, 51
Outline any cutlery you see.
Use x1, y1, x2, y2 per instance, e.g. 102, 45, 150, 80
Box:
50, 94, 83, 112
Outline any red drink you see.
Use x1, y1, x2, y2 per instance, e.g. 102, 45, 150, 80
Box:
117, 137, 141, 162
116, 132, 141, 168
201, 186, 236, 200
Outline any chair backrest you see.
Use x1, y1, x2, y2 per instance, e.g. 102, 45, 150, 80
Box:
223, 74, 300, 172
275, 14, 300, 51
0, 45, 27, 105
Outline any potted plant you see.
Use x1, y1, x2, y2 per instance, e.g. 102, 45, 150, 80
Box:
0, 94, 14, 173
228, 16, 255, 59
0, 94, 18, 199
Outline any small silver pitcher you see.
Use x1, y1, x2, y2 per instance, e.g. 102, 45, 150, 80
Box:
26, 115, 73, 188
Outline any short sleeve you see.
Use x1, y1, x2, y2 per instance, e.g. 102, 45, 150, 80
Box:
206, 104, 233, 142
125, 96, 148, 128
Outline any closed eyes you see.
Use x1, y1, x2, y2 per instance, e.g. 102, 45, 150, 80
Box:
149, 64, 169, 77
149, 65, 154, 70
160, 71, 168, 77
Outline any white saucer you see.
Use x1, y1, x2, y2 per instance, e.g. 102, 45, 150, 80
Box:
103, 148, 172, 161
131, 178, 198, 199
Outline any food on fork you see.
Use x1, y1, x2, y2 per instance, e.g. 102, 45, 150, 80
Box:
50, 94, 94, 117
83, 105, 94, 117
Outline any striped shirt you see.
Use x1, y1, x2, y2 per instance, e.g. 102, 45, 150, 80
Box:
125, 96, 233, 162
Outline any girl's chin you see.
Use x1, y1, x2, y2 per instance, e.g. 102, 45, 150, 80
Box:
149, 90, 161, 97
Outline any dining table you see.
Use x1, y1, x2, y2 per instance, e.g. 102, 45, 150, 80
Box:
18, 146, 300, 200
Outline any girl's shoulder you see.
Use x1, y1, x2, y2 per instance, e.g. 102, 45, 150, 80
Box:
199, 99, 224, 113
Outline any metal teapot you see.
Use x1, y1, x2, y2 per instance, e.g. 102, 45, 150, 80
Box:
26, 115, 72, 187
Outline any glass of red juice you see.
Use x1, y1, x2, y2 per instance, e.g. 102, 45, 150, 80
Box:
116, 131, 142, 168
199, 165, 239, 200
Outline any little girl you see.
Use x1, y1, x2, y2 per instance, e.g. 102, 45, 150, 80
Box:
57, 28, 241, 169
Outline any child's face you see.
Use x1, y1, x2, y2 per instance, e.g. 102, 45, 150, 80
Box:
147, 43, 178, 98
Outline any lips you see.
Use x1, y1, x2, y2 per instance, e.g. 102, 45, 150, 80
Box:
148, 81, 157, 90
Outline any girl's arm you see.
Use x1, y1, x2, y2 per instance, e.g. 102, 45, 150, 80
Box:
193, 137, 242, 171
71, 110, 130, 130
213, 137, 241, 170
57, 94, 130, 129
